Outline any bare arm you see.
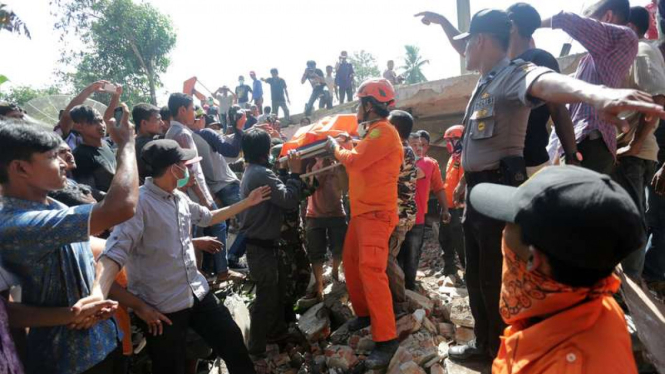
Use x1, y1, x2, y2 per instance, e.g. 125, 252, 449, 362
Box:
89, 104, 139, 234
208, 186, 271, 225
547, 102, 579, 164
415, 12, 466, 56
103, 85, 123, 124
529, 73, 665, 131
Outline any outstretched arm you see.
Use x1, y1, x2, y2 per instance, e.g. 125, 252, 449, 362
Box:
415, 12, 466, 56
529, 73, 665, 132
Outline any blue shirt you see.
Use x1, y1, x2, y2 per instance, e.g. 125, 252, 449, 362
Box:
0, 197, 118, 374
252, 79, 264, 100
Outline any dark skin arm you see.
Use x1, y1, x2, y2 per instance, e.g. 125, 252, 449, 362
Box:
547, 102, 581, 165
103, 85, 123, 124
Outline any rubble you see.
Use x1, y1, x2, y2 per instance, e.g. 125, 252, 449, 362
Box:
297, 303, 331, 342
449, 296, 475, 328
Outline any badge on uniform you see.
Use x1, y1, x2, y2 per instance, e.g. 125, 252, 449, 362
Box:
369, 129, 381, 139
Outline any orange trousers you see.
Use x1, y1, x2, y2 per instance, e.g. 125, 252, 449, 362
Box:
343, 210, 397, 342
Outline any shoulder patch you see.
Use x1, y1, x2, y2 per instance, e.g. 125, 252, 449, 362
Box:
369, 129, 381, 139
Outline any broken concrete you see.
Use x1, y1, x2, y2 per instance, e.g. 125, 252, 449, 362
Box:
449, 296, 475, 328
297, 303, 331, 342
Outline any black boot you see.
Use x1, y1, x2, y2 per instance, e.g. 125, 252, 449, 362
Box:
448, 339, 490, 362
347, 316, 371, 332
365, 339, 399, 369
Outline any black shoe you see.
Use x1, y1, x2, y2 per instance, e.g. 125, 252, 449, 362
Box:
365, 339, 399, 369
448, 340, 490, 362
347, 316, 371, 332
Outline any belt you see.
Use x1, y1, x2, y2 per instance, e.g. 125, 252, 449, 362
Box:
245, 238, 279, 249
465, 169, 503, 187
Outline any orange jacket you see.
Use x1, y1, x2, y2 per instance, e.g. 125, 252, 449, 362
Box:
493, 275, 637, 374
335, 119, 403, 218
444, 156, 464, 209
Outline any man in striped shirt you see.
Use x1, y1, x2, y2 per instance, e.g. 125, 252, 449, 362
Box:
545, 0, 638, 174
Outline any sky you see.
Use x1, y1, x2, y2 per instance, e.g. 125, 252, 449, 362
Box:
0, 0, 654, 114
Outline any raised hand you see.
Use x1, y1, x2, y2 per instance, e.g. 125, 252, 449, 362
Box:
107, 103, 134, 145
414, 11, 446, 26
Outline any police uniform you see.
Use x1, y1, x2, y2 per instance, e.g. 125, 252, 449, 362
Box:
461, 57, 553, 356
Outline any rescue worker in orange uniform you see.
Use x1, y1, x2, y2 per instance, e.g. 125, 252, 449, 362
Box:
327, 78, 404, 369
469, 166, 642, 374
439, 125, 466, 284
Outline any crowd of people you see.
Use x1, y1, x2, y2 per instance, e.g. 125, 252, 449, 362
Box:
1, 0, 665, 373
200, 51, 405, 129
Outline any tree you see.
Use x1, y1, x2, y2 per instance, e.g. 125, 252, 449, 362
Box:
52, 0, 176, 106
400, 45, 429, 85
0, 85, 61, 106
350, 50, 380, 85
0, 3, 31, 38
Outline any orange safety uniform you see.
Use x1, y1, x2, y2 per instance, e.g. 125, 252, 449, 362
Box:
444, 156, 464, 209
493, 247, 637, 374
335, 118, 404, 342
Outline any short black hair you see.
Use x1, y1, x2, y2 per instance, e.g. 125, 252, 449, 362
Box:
388, 110, 414, 140
168, 93, 193, 118
628, 6, 650, 37
507, 3, 542, 38
0, 103, 21, 116
242, 128, 271, 164
70, 105, 100, 125
132, 103, 160, 129
159, 106, 171, 122
264, 106, 272, 114
0, 121, 62, 184
418, 130, 431, 144
270, 68, 278, 75
586, 0, 631, 25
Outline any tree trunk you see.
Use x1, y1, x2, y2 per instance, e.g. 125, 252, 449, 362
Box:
146, 62, 156, 105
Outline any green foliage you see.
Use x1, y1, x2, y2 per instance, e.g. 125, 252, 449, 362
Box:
0, 85, 61, 106
350, 50, 380, 85
53, 0, 176, 106
400, 45, 429, 85
0, 3, 31, 38
0, 75, 8, 86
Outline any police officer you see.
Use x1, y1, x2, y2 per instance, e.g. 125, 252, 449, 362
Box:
416, 8, 665, 361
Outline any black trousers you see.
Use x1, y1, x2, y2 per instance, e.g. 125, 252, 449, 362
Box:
439, 208, 465, 275
397, 224, 425, 290
463, 170, 507, 357
81, 346, 124, 374
141, 291, 255, 374
246, 243, 288, 356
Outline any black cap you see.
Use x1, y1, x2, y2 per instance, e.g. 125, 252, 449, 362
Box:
507, 3, 542, 38
141, 139, 201, 172
454, 9, 512, 41
469, 166, 645, 271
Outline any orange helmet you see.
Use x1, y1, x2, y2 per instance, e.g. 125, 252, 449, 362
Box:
444, 125, 464, 139
356, 78, 396, 105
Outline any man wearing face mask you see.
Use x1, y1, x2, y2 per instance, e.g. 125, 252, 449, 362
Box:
92, 139, 271, 374
326, 78, 403, 370
236, 75, 253, 109
469, 166, 641, 374
416, 7, 665, 362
